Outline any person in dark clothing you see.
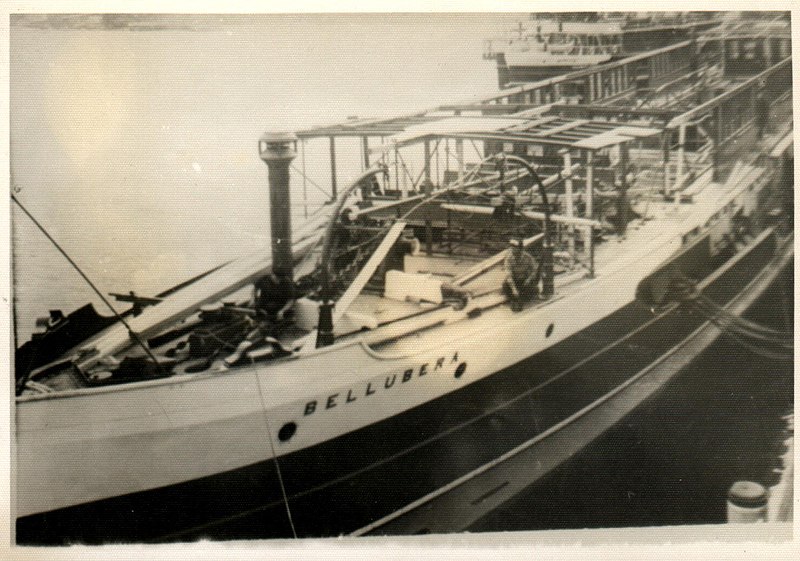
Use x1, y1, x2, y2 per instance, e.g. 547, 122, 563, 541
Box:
502, 239, 540, 312
254, 272, 295, 323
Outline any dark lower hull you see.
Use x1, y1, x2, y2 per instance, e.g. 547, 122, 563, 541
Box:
16, 231, 786, 544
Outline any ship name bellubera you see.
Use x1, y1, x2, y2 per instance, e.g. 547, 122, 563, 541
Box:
303, 352, 463, 416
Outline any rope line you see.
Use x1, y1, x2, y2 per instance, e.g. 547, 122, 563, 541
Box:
670, 276, 793, 357
255, 381, 298, 539
290, 163, 333, 199
11, 194, 164, 392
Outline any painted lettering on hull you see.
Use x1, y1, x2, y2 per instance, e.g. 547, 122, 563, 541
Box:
302, 352, 461, 417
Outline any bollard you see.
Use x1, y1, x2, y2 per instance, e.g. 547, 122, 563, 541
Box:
727, 481, 768, 523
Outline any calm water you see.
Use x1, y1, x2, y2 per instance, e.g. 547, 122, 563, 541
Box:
10, 15, 793, 534
10, 14, 506, 342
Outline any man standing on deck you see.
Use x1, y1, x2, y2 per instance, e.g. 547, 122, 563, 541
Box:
502, 239, 539, 312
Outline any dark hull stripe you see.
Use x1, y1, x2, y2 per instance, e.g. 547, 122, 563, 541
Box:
16, 233, 781, 544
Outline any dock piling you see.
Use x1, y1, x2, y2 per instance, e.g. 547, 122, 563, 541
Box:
726, 481, 768, 523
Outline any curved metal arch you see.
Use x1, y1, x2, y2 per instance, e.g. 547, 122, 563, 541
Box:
317, 163, 388, 347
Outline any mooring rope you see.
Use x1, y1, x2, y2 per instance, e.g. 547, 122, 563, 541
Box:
692, 297, 792, 342
699, 308, 792, 350
638, 267, 792, 359
666, 273, 794, 358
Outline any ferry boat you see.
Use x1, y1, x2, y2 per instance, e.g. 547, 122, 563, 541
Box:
13, 38, 793, 543
485, 12, 721, 88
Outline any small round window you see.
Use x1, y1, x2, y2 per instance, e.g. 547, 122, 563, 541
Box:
278, 422, 297, 442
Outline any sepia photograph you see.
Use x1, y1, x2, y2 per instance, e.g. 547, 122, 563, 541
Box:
5, 4, 795, 556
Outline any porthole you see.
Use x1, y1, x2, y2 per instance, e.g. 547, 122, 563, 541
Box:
545, 323, 554, 338
278, 422, 297, 442
455, 362, 467, 379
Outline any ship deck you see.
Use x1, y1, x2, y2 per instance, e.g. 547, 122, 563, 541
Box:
326, 82, 792, 355
18, 35, 793, 395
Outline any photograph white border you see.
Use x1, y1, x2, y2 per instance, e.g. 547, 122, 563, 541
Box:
1, 1, 796, 559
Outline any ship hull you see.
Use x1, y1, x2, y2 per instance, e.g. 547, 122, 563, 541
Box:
495, 23, 716, 88
497, 52, 599, 88
16, 228, 790, 544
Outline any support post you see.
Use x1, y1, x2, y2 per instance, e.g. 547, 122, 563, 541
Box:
424, 139, 432, 186
617, 143, 630, 236
585, 150, 594, 219
301, 139, 308, 219
713, 105, 723, 182
360, 137, 373, 205
395, 144, 402, 196
675, 123, 686, 209
424, 140, 433, 255
329, 136, 338, 200
622, 63, 628, 91
456, 139, 465, 185
585, 150, 594, 266
453, 109, 464, 187
662, 131, 671, 195
561, 149, 575, 259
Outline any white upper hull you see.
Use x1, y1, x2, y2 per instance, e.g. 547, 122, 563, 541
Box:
17, 161, 772, 518
504, 51, 613, 68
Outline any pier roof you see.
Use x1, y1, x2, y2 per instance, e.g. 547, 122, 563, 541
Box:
297, 110, 663, 151
295, 114, 438, 138
296, 39, 701, 142
296, 41, 790, 151
380, 114, 662, 151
